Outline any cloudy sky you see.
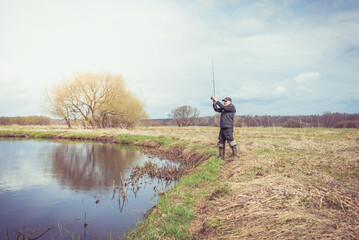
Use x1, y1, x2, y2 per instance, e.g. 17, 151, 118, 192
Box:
1, 0, 358, 119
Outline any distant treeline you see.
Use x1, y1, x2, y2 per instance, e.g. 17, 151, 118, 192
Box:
0, 116, 51, 125
150, 112, 359, 128
236, 112, 359, 128
1, 112, 359, 128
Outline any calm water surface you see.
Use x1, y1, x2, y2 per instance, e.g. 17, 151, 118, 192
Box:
0, 138, 174, 239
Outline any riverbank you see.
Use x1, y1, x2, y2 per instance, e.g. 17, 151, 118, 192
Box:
1, 126, 358, 239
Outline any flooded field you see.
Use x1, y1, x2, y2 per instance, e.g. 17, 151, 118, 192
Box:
0, 138, 178, 239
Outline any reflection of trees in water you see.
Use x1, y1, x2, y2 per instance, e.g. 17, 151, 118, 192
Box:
48, 143, 142, 191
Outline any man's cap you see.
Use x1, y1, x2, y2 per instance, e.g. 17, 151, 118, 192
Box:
222, 97, 232, 102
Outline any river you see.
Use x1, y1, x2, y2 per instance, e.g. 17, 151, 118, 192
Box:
0, 137, 175, 239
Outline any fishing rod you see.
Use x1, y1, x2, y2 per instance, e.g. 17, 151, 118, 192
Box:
210, 56, 216, 100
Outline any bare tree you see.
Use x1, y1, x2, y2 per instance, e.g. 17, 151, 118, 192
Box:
46, 72, 147, 129
46, 85, 74, 128
168, 105, 200, 127
322, 111, 333, 128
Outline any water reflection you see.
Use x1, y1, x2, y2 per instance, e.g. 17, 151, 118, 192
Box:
0, 138, 174, 239
47, 142, 142, 191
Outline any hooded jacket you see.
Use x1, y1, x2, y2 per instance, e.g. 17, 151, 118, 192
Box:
213, 101, 236, 128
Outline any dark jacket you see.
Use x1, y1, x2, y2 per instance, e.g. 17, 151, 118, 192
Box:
213, 101, 236, 128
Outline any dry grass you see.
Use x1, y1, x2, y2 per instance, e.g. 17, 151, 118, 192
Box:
191, 127, 359, 240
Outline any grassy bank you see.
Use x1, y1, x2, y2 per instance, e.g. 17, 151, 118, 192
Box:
1, 126, 358, 239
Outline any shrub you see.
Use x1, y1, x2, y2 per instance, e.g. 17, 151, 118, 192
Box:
283, 119, 307, 128
335, 120, 359, 128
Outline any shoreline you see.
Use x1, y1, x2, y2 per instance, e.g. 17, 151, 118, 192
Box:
0, 127, 219, 239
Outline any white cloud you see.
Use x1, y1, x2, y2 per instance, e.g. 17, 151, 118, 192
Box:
294, 72, 321, 83
231, 83, 267, 100
274, 86, 289, 96
296, 86, 310, 92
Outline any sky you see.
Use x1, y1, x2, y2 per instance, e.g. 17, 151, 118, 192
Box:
1, 0, 359, 119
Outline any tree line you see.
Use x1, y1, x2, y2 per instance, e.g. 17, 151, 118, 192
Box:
235, 112, 359, 128
160, 111, 359, 128
1, 112, 358, 129
0, 116, 51, 125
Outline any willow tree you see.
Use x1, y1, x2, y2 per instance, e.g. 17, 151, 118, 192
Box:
47, 72, 147, 128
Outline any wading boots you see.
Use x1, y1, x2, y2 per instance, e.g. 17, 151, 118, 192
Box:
229, 141, 238, 160
218, 142, 225, 160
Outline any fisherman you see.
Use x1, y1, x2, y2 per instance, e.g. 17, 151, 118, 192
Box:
212, 96, 238, 160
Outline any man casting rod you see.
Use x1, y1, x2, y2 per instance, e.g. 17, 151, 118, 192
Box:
210, 58, 238, 161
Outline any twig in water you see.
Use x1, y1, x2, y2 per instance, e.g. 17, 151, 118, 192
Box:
84, 212, 88, 228
58, 222, 64, 240
13, 227, 51, 240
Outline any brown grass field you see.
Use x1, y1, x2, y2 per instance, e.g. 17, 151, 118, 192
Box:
1, 125, 358, 239
190, 127, 359, 239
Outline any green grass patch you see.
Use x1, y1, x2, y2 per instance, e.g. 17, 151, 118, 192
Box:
0, 130, 26, 137
211, 183, 230, 199
125, 156, 224, 239
115, 134, 174, 146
